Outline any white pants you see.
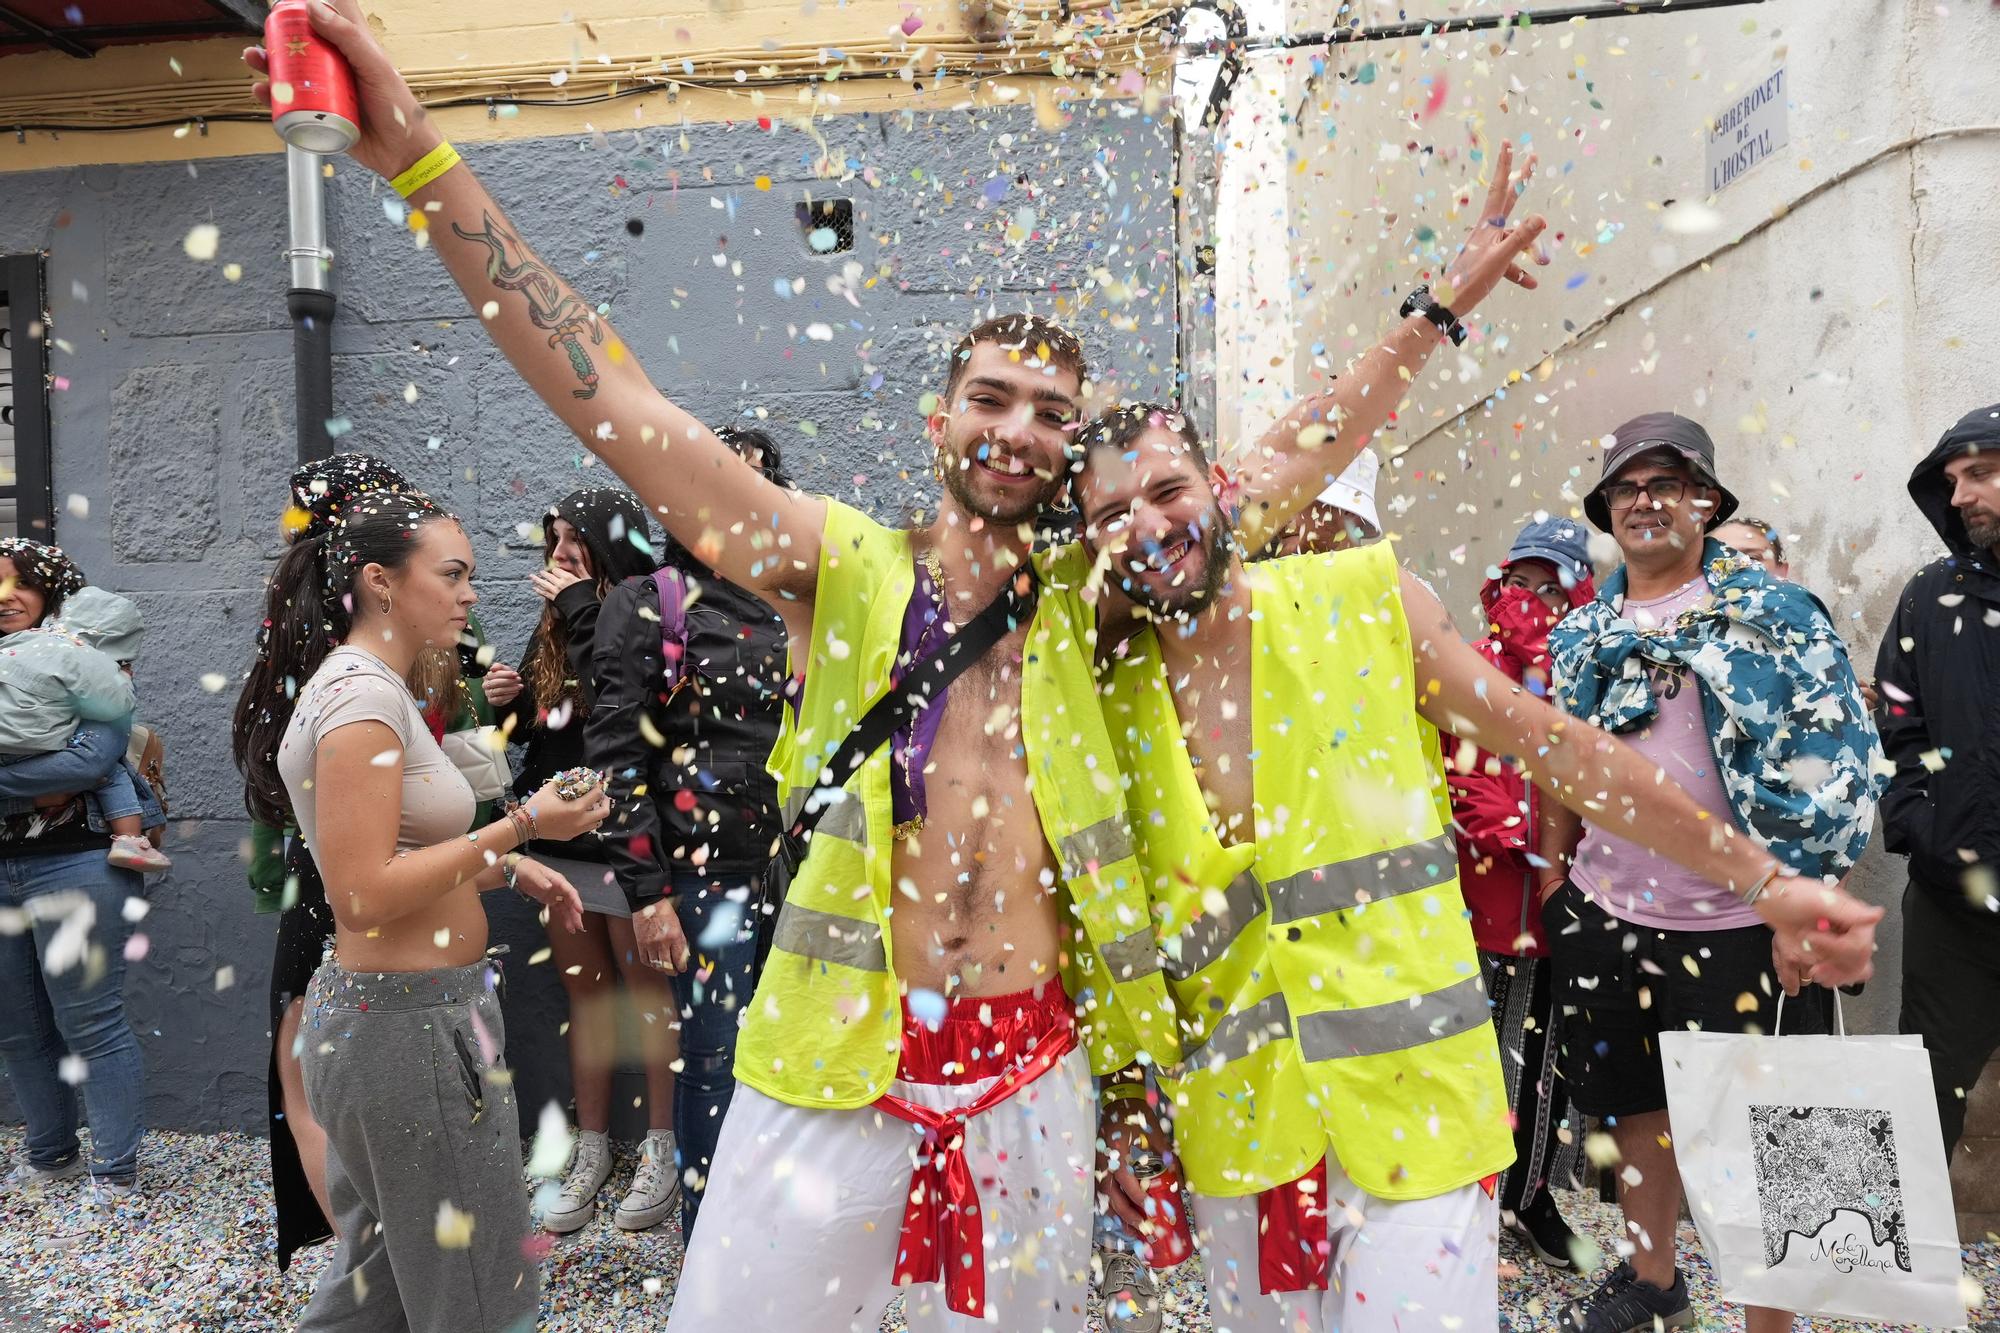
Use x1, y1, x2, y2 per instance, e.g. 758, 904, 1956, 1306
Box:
669, 1049, 1095, 1331
1192, 1166, 1499, 1333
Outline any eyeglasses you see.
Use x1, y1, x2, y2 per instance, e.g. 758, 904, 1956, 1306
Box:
1602, 477, 1696, 511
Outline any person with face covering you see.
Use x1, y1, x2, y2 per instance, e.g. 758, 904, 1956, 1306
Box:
482, 486, 681, 1234
267, 489, 602, 1332
1446, 518, 1596, 1273
0, 538, 148, 1200
235, 452, 505, 1272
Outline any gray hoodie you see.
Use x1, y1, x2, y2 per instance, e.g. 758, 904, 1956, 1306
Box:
0, 587, 142, 754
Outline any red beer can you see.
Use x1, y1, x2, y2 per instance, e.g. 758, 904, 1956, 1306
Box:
1128, 1149, 1194, 1269
264, 0, 360, 153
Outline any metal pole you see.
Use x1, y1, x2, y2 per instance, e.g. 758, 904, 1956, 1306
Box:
284, 144, 335, 465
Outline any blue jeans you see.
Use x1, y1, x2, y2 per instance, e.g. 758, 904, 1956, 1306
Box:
669, 870, 759, 1240
90, 764, 143, 824
0, 847, 145, 1180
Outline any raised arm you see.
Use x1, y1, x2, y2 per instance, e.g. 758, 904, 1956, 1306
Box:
1227, 143, 1548, 554
244, 4, 823, 607
1398, 570, 1883, 987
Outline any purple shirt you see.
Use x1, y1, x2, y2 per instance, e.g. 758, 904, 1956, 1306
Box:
890, 554, 951, 826
1569, 577, 1764, 931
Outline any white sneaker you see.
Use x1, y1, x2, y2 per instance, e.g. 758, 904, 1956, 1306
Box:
1, 1157, 85, 1195
613, 1131, 681, 1232
541, 1130, 613, 1234
1096, 1247, 1163, 1333
87, 1175, 137, 1204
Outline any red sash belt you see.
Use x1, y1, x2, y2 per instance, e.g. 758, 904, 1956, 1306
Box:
1257, 1157, 1333, 1294
1254, 1160, 1503, 1294
875, 985, 1077, 1318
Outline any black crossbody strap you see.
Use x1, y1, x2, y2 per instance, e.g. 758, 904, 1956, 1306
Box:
786, 561, 1039, 846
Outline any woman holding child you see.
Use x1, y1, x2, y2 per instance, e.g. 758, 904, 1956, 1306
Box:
0, 538, 150, 1197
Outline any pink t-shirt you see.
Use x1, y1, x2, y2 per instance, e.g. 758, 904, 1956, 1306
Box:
1568, 577, 1764, 931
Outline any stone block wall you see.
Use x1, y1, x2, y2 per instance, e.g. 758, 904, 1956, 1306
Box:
0, 102, 1179, 1134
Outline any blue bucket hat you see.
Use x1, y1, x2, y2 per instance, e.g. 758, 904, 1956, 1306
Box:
1505, 516, 1592, 589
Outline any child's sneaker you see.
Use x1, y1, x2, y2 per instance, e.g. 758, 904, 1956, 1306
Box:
108, 835, 171, 874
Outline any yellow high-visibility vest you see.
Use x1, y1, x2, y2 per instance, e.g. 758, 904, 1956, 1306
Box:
1103, 541, 1514, 1200
734, 502, 1180, 1108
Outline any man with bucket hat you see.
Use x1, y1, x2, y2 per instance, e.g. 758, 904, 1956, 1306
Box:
1536, 414, 1884, 1333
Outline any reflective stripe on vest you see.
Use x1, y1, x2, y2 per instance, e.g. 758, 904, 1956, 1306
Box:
1165, 868, 1265, 982
1265, 832, 1458, 923
1295, 976, 1490, 1062
781, 789, 868, 846
773, 902, 888, 972
1175, 974, 1489, 1074
1060, 813, 1134, 876
1175, 989, 1290, 1074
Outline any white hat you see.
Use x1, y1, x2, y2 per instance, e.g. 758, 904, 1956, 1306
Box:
1315, 448, 1381, 535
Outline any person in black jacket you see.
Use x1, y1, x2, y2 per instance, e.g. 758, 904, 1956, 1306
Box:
585, 426, 790, 1239
1877, 402, 2000, 1153
483, 485, 676, 1235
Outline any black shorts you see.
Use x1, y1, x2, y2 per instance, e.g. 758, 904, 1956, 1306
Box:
1542, 879, 1785, 1119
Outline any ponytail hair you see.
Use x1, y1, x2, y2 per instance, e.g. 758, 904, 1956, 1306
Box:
232, 490, 453, 825
233, 533, 338, 826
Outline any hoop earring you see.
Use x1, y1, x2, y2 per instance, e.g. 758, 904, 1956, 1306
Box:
380, 593, 393, 617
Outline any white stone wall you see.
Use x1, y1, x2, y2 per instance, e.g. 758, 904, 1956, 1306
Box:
1213, 0, 2000, 1028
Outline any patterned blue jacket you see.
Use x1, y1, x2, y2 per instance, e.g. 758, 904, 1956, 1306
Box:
1548, 540, 1883, 881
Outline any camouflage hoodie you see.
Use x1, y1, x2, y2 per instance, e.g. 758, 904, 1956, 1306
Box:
1549, 539, 1883, 881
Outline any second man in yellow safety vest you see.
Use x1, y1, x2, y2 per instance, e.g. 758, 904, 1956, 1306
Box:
1069, 404, 1885, 1331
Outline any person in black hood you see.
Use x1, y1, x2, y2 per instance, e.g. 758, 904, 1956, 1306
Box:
482, 484, 681, 1235
1877, 402, 2000, 1153
583, 426, 790, 1240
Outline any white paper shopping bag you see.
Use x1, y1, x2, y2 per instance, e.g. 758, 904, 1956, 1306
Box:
1659, 1001, 1967, 1326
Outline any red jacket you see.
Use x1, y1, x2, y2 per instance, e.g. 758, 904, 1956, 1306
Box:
1448, 572, 1595, 955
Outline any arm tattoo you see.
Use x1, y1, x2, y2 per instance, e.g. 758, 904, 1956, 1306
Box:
451, 210, 603, 400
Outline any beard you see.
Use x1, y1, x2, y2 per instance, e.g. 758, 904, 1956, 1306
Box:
938, 439, 1065, 526
1966, 509, 2000, 550
1113, 509, 1233, 620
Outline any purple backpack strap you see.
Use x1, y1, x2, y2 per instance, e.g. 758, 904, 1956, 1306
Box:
651, 567, 690, 691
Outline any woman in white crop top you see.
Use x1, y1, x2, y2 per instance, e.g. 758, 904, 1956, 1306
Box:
259, 490, 608, 1331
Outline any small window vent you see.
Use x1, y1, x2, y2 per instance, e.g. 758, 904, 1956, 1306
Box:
797, 198, 855, 255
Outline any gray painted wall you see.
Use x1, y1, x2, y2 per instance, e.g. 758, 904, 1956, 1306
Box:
0, 104, 1180, 1134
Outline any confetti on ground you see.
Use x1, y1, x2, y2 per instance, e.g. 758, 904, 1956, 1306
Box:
1, 1129, 1994, 1330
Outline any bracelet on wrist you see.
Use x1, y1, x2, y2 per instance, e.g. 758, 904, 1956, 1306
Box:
1739, 862, 1783, 905
391, 140, 460, 199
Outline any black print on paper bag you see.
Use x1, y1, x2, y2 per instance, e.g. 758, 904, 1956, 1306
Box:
1749, 1104, 1910, 1274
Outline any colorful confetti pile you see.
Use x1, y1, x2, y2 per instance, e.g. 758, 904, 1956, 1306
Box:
1, 1129, 1994, 1330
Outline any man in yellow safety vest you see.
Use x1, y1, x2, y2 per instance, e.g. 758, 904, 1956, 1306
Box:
1070, 406, 1883, 1331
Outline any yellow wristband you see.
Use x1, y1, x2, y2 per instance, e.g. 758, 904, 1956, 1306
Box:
1101, 1081, 1147, 1103
391, 141, 460, 199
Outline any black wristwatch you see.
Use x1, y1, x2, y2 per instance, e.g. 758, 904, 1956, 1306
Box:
1401, 283, 1467, 345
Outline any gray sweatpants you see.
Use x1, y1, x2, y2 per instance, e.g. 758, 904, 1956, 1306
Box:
298, 959, 538, 1333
